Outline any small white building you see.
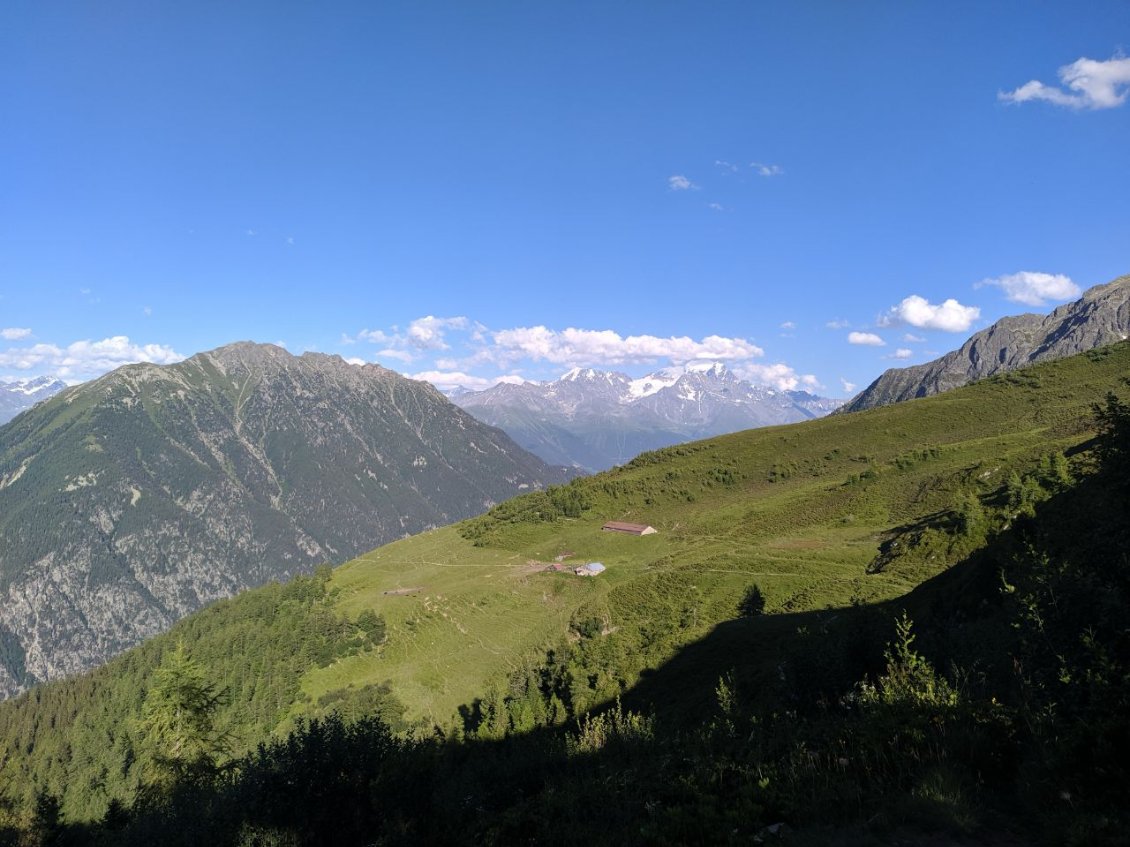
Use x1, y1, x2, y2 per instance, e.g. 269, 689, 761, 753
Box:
574, 562, 607, 577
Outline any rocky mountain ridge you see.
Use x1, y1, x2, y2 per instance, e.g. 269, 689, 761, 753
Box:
842, 273, 1130, 412
0, 342, 568, 696
454, 362, 841, 470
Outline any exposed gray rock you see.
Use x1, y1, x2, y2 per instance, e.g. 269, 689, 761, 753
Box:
842, 274, 1130, 413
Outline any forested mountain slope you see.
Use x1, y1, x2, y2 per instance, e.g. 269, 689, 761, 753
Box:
0, 342, 567, 696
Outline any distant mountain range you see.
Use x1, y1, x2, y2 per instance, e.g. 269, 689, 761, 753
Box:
0, 375, 67, 424
843, 273, 1130, 413
454, 362, 842, 471
0, 342, 568, 696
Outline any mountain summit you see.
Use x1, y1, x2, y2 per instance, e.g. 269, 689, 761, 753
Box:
0, 342, 567, 696
842, 274, 1130, 413
454, 362, 840, 471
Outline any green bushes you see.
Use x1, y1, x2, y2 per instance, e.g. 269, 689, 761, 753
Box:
459, 480, 593, 545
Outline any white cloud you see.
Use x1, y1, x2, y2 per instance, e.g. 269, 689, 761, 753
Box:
732, 362, 816, 392
881, 295, 980, 332
848, 331, 886, 346
1, 327, 32, 340
409, 370, 527, 392
714, 160, 740, 173
1000, 54, 1130, 110
840, 378, 857, 394
976, 271, 1081, 307
350, 316, 471, 361
406, 315, 468, 350
708, 202, 725, 211
356, 328, 393, 344
826, 319, 850, 329
780, 321, 796, 330
491, 326, 763, 367
345, 357, 367, 366
903, 333, 926, 343
751, 162, 783, 177
376, 348, 416, 363
0, 336, 183, 378
668, 175, 697, 191
889, 348, 913, 359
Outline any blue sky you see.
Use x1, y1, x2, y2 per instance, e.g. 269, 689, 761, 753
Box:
2, 2, 1128, 395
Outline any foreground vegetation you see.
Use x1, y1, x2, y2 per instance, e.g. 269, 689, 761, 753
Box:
0, 344, 1128, 843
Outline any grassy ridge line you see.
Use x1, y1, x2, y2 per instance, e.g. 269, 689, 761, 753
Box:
303, 343, 1129, 725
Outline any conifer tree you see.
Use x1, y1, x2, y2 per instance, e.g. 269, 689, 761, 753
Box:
136, 644, 229, 791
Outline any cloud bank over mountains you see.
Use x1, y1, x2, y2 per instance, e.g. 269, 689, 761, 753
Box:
0, 271, 1087, 395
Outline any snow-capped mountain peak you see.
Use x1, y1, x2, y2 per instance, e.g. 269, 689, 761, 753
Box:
453, 363, 843, 471
1, 375, 66, 396
0, 376, 68, 424
559, 367, 621, 384
683, 361, 728, 378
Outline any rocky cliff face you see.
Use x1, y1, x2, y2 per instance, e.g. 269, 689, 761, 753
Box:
0, 342, 568, 696
455, 363, 842, 471
842, 274, 1130, 413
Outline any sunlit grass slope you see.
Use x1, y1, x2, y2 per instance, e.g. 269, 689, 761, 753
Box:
306, 342, 1128, 724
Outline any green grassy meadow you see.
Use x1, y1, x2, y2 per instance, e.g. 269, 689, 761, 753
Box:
301, 343, 1127, 726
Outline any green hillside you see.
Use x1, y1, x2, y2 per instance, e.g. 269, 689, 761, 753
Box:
313, 341, 1124, 725
0, 342, 1127, 841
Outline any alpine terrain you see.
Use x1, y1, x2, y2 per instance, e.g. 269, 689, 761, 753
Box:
0, 341, 568, 697
0, 376, 67, 424
455, 361, 841, 471
843, 272, 1130, 412
0, 341, 1126, 845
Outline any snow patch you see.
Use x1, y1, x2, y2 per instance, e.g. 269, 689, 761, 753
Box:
628, 371, 680, 399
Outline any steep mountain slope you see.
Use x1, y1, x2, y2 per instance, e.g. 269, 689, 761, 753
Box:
0, 375, 67, 423
455, 362, 842, 470
0, 342, 567, 696
2, 341, 1126, 828
843, 272, 1130, 412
